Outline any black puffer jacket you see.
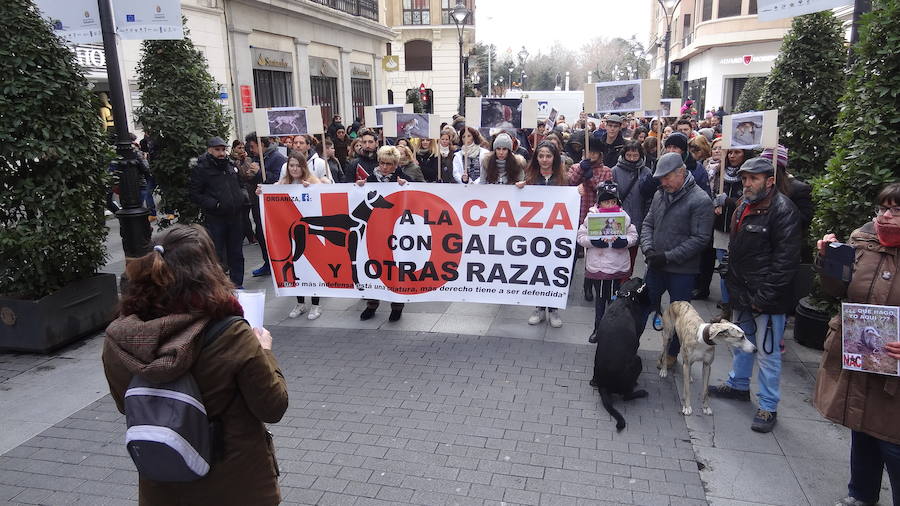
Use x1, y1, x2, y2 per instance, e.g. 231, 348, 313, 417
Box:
713, 174, 743, 233
189, 152, 245, 218
726, 189, 801, 314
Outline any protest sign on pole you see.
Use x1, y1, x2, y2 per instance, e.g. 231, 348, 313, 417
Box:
34, 0, 102, 44
364, 104, 413, 128
757, 0, 851, 21
258, 184, 580, 308
720, 109, 779, 190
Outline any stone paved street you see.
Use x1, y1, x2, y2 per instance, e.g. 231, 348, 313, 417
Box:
0, 219, 893, 505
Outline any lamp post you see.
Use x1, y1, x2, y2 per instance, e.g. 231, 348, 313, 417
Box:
451, 1, 471, 115
508, 66, 514, 89
517, 46, 528, 91
657, 0, 682, 96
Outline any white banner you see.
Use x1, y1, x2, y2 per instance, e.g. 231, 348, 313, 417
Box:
259, 183, 580, 308
757, 0, 850, 21
34, 0, 102, 44
112, 0, 183, 40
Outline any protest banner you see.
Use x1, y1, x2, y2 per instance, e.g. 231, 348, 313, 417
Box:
841, 303, 900, 376
258, 183, 580, 308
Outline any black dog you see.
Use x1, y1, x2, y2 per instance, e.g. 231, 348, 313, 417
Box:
590, 277, 649, 431
272, 190, 393, 287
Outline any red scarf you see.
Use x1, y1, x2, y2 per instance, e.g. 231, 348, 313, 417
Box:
875, 219, 900, 247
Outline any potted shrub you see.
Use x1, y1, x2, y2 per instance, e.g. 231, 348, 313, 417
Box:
0, 0, 117, 352
798, 0, 900, 349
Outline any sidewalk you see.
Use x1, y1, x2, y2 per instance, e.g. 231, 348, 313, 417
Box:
0, 220, 890, 505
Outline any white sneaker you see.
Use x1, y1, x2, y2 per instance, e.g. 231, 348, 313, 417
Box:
548, 309, 563, 328
528, 308, 546, 325
289, 303, 307, 318
307, 305, 322, 320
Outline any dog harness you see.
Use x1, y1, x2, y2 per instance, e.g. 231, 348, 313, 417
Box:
697, 323, 716, 346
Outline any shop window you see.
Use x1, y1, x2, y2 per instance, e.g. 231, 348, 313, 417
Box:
404, 40, 432, 71
686, 78, 707, 116
253, 69, 293, 108
351, 78, 372, 123
311, 76, 339, 124
718, 0, 742, 18
402, 0, 430, 25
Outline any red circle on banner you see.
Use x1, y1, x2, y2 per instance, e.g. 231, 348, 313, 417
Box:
365, 191, 463, 294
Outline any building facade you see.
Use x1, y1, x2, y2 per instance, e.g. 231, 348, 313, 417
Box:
383, 0, 476, 119
77, 0, 395, 140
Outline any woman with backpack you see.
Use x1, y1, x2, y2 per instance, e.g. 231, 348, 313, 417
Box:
102, 224, 288, 505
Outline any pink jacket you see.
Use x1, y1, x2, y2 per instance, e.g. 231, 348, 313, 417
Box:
576, 206, 638, 275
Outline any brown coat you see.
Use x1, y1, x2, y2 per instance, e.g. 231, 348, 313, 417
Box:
813, 222, 900, 444
102, 315, 288, 506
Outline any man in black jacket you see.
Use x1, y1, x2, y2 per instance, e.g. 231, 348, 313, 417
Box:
189, 137, 246, 288
344, 129, 380, 182
707, 157, 801, 433
593, 114, 625, 168
245, 132, 287, 277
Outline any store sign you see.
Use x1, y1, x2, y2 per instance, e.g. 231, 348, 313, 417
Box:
240, 85, 253, 113
72, 45, 107, 70
352, 63, 372, 79
719, 54, 777, 65
252, 48, 293, 71
34, 0, 102, 44
758, 0, 850, 21
309, 56, 339, 78
113, 0, 183, 40
382, 55, 399, 72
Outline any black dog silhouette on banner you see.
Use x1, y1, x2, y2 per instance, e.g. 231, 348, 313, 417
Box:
271, 190, 394, 289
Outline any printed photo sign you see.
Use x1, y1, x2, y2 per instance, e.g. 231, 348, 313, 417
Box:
545, 108, 559, 134
465, 97, 539, 130
584, 79, 661, 115
364, 104, 413, 128
722, 110, 778, 150
258, 184, 580, 308
254, 106, 324, 137
585, 211, 630, 239
382, 112, 441, 139
643, 98, 682, 118
841, 303, 899, 376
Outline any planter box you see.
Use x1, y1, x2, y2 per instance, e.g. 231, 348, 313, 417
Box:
0, 273, 118, 353
794, 296, 830, 350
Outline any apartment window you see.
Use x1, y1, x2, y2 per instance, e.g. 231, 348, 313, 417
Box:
682, 14, 692, 46
253, 69, 293, 108
748, 0, 758, 14
441, 0, 473, 24
403, 0, 430, 25
718, 0, 742, 18
702, 0, 713, 20
404, 40, 432, 71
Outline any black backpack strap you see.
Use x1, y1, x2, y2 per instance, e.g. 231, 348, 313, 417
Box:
202, 315, 245, 349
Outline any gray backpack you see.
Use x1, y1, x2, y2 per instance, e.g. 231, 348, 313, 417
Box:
123, 316, 244, 482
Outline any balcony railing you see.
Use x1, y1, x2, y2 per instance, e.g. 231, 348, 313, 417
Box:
309, 0, 379, 21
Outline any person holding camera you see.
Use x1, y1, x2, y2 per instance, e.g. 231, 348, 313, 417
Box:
814, 182, 900, 506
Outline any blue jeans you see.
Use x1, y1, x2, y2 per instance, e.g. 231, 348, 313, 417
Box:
143, 175, 157, 216
848, 430, 900, 505
725, 310, 785, 412
641, 267, 696, 356
715, 248, 729, 304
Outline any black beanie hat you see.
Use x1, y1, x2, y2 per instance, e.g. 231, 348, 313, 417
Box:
596, 181, 619, 204
664, 132, 689, 152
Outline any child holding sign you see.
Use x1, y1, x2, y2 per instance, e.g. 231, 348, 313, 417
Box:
577, 182, 638, 343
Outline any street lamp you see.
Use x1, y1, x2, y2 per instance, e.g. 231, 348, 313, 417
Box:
517, 46, 529, 91
451, 1, 471, 115
521, 73, 527, 90
657, 0, 682, 95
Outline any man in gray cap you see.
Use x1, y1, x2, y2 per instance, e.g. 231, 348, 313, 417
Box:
640, 152, 713, 366
189, 136, 247, 288
707, 157, 800, 433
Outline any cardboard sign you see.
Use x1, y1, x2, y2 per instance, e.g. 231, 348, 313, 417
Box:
643, 98, 682, 118
259, 184, 580, 308
382, 113, 441, 139
721, 110, 779, 150
585, 211, 630, 239
584, 79, 661, 115
364, 104, 413, 128
545, 108, 559, 134
465, 98, 539, 130
841, 303, 899, 376
254, 106, 324, 137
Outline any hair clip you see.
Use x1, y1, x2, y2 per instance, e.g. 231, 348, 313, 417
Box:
153, 245, 165, 254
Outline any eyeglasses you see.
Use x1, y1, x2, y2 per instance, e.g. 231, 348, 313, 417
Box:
876, 205, 900, 216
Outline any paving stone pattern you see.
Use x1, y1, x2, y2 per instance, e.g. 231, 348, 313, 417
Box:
0, 326, 707, 506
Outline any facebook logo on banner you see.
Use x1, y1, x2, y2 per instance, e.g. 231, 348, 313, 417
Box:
126, 14, 135, 22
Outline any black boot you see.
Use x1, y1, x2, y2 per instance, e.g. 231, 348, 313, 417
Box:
584, 281, 594, 302
588, 320, 599, 344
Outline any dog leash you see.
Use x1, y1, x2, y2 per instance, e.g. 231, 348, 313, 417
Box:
732, 311, 776, 355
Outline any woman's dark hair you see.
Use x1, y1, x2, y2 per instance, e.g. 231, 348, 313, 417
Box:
525, 141, 566, 185
120, 225, 237, 321
642, 137, 658, 155
231, 139, 243, 149
460, 126, 483, 146
877, 182, 900, 205
622, 139, 644, 158
482, 150, 525, 184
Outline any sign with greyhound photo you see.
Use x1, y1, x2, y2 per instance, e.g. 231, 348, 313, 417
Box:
584, 79, 661, 115
258, 184, 580, 308
254, 106, 324, 137
841, 303, 900, 376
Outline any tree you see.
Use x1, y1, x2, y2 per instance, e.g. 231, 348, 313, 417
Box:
733, 76, 765, 112
759, 12, 846, 181
812, 0, 900, 247
0, 0, 112, 298
664, 76, 682, 99
134, 19, 230, 226
405, 89, 424, 113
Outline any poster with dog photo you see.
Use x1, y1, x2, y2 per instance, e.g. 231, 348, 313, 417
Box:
585, 211, 630, 240
266, 107, 309, 136
841, 303, 900, 376
594, 80, 642, 114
